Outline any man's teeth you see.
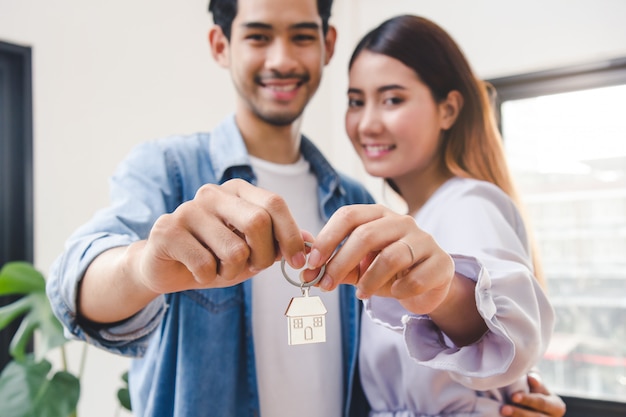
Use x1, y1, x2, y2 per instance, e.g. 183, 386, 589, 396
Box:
268, 84, 297, 92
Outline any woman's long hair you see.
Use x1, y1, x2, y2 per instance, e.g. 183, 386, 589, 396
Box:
349, 15, 545, 286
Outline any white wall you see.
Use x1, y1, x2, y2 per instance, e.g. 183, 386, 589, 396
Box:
1, 0, 625, 415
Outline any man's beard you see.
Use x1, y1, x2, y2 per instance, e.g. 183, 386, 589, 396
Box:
254, 107, 304, 127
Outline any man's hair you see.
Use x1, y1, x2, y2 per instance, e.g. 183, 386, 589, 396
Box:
208, 0, 333, 39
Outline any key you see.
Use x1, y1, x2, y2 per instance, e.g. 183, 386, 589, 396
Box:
281, 242, 328, 345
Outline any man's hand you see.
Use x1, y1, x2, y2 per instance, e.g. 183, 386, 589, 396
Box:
79, 179, 307, 323
500, 373, 566, 417
138, 179, 307, 292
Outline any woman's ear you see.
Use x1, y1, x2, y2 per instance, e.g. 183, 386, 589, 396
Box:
440, 90, 464, 130
208, 25, 230, 68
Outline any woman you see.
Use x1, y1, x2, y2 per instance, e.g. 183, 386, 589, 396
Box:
307, 15, 564, 417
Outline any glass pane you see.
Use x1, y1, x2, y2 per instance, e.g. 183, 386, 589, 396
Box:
502, 84, 626, 402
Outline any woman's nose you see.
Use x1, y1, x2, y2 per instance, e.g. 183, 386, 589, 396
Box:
358, 106, 384, 136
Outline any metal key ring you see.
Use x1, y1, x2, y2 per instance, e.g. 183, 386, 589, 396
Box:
281, 241, 326, 288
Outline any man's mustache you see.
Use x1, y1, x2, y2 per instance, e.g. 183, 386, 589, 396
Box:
256, 71, 310, 84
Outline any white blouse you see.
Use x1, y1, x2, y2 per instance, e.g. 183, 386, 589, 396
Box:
360, 177, 554, 416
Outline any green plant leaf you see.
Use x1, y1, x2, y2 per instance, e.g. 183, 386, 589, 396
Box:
9, 312, 38, 362
0, 297, 31, 330
29, 292, 67, 360
0, 262, 67, 361
117, 387, 132, 411
0, 357, 80, 417
5, 292, 67, 362
117, 370, 132, 410
0, 262, 46, 295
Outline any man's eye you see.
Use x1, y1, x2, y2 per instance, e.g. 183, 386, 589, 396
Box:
293, 34, 316, 42
246, 34, 269, 42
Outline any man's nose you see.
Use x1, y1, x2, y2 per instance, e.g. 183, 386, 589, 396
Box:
265, 38, 298, 74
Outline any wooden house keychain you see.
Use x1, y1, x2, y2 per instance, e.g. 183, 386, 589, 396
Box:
281, 242, 327, 345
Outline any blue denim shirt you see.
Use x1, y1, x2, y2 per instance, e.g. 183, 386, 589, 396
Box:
47, 114, 374, 417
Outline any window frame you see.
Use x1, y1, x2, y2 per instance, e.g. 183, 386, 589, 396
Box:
488, 57, 626, 417
0, 40, 34, 370
489, 57, 626, 127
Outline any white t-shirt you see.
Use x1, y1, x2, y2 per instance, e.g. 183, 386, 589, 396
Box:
250, 155, 343, 417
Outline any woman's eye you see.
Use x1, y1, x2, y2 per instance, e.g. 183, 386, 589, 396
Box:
348, 98, 364, 107
384, 97, 403, 105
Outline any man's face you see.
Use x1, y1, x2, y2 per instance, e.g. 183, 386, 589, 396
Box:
224, 0, 333, 126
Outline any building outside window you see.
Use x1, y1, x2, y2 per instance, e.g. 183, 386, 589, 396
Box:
491, 58, 626, 415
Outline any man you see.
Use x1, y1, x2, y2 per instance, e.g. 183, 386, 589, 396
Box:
49, 1, 370, 415
46, 0, 564, 416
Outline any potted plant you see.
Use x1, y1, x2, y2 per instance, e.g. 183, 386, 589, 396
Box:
0, 261, 130, 417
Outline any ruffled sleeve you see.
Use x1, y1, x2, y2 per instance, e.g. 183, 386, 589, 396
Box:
363, 178, 554, 390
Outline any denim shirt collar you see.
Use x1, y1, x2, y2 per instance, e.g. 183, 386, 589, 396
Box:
209, 113, 252, 182
209, 114, 344, 214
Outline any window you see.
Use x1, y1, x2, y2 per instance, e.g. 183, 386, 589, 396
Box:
490, 58, 626, 416
0, 40, 33, 370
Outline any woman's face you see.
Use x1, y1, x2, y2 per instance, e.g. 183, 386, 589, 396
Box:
345, 50, 449, 184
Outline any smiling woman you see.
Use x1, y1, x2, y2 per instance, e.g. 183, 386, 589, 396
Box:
0, 40, 33, 370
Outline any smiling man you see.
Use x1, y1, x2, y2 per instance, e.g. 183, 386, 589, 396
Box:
216, 5, 322, 127
47, 0, 375, 416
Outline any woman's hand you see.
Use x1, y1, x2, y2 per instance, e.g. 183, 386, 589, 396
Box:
307, 203, 487, 345
500, 373, 566, 417
308, 204, 454, 312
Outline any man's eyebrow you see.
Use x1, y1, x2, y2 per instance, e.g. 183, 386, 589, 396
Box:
291, 22, 320, 30
241, 22, 272, 30
240, 21, 320, 31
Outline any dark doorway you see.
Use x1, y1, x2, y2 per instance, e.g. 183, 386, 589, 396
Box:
0, 40, 34, 370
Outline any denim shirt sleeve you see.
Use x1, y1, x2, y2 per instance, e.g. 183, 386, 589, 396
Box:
46, 138, 193, 357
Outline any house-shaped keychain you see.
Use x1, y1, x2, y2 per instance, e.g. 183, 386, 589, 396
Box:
284, 290, 327, 345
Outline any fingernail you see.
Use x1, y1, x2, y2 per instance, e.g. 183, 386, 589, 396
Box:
355, 288, 369, 300
500, 405, 512, 416
320, 274, 333, 291
528, 371, 542, 382
307, 249, 321, 269
291, 251, 306, 268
